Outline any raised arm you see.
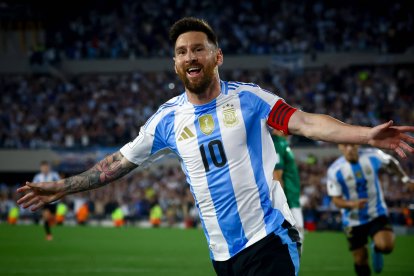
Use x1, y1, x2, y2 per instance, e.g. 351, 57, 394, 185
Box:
384, 155, 414, 185
288, 111, 414, 158
17, 151, 137, 211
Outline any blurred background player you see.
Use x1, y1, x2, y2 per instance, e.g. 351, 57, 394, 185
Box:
327, 144, 414, 276
272, 131, 304, 244
32, 161, 61, 240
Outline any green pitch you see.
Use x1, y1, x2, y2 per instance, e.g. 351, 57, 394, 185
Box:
0, 224, 413, 276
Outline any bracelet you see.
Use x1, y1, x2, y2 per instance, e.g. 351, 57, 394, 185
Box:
402, 176, 410, 184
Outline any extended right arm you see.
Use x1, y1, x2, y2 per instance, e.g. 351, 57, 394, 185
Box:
17, 151, 137, 211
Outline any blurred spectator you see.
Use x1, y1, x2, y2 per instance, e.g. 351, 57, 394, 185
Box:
1, 65, 413, 149
38, 0, 414, 58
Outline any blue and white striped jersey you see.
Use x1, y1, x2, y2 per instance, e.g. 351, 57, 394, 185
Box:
33, 171, 61, 183
121, 80, 296, 261
327, 148, 391, 228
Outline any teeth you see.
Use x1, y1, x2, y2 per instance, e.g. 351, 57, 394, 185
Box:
187, 68, 200, 72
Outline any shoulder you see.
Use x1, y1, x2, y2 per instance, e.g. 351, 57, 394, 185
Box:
143, 93, 186, 131
327, 156, 346, 176
225, 81, 268, 96
226, 81, 259, 93
360, 148, 391, 160
360, 148, 392, 165
224, 80, 282, 108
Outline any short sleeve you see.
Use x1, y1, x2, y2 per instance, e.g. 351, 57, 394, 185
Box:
327, 169, 342, 197
120, 129, 159, 166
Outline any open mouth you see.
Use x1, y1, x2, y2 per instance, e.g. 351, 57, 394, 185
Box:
186, 67, 202, 77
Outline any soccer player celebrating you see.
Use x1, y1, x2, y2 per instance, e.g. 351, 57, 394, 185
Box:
32, 161, 61, 241
327, 144, 414, 276
17, 17, 414, 276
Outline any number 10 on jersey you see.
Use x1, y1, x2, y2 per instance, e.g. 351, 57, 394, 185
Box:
199, 140, 228, 172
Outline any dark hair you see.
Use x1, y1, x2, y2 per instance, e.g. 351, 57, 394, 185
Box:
169, 17, 218, 48
40, 160, 49, 166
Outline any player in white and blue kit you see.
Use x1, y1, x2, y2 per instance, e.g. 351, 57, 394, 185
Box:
17, 18, 414, 276
33, 161, 61, 240
327, 144, 414, 276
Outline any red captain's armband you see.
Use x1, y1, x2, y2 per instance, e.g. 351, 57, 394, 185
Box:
267, 100, 297, 135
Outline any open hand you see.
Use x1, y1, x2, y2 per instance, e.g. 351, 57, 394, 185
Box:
17, 181, 65, 211
368, 121, 414, 158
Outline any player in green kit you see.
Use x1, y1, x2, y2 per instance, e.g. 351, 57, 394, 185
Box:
272, 132, 304, 244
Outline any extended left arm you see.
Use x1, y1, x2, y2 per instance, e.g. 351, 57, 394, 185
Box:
288, 111, 414, 158
385, 155, 414, 185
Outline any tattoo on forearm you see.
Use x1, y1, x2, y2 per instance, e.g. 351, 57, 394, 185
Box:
63, 151, 137, 193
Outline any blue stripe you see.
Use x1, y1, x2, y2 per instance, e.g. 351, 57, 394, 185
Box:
277, 228, 300, 276
239, 92, 281, 235
222, 81, 229, 95
143, 102, 179, 129
234, 81, 258, 87
150, 111, 176, 155
350, 163, 369, 224
336, 170, 350, 227
178, 93, 186, 105
193, 101, 247, 257
369, 157, 387, 216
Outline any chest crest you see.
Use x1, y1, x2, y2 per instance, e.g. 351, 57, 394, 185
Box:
222, 104, 239, 128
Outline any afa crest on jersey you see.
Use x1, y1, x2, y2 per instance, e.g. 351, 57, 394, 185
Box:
222, 104, 239, 127
199, 114, 214, 135
364, 166, 372, 175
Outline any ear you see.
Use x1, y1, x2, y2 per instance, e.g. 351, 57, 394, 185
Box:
216, 48, 223, 66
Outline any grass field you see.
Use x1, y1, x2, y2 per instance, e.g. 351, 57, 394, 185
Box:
1, 224, 413, 276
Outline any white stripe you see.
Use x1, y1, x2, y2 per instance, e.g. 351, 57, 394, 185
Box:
216, 96, 267, 245
261, 120, 277, 189
120, 130, 154, 166
174, 106, 230, 261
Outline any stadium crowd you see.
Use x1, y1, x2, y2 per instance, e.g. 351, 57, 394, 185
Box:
1, 65, 413, 149
29, 0, 413, 61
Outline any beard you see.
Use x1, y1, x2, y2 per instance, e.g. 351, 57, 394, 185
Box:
177, 62, 216, 95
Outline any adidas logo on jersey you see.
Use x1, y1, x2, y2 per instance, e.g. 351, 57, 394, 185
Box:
178, 127, 195, 141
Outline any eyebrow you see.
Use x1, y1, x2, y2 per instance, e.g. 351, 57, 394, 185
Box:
175, 43, 205, 51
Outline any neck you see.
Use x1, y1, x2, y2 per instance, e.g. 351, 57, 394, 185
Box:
185, 76, 221, 105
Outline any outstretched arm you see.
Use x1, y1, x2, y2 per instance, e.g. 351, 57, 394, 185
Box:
384, 155, 414, 185
288, 111, 414, 158
17, 151, 137, 211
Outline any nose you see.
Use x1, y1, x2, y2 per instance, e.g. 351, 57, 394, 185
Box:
185, 51, 197, 63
